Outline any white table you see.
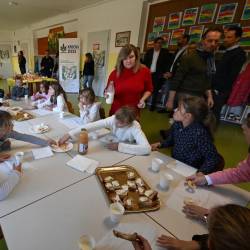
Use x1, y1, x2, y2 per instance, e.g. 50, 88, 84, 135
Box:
0, 176, 173, 250
118, 152, 250, 240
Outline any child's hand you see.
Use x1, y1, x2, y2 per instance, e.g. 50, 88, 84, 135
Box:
13, 163, 22, 173
107, 143, 119, 151
58, 134, 70, 146
47, 139, 56, 146
151, 142, 161, 151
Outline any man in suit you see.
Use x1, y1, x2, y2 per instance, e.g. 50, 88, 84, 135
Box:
40, 50, 54, 78
143, 37, 173, 111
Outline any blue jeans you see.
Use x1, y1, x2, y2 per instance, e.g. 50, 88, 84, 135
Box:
83, 75, 94, 89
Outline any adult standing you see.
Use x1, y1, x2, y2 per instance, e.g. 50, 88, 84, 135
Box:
212, 26, 246, 124
166, 28, 222, 111
40, 50, 54, 78
106, 44, 153, 116
143, 37, 173, 111
82, 53, 95, 89
52, 52, 59, 79
18, 51, 26, 75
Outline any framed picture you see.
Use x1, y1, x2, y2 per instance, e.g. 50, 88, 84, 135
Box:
182, 7, 199, 26
115, 31, 131, 47
241, 0, 250, 20
199, 3, 217, 24
216, 3, 238, 24
168, 12, 182, 30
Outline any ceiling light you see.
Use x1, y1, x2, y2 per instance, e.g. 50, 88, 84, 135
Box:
8, 1, 18, 6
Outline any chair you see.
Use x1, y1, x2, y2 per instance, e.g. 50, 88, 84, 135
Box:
66, 101, 75, 114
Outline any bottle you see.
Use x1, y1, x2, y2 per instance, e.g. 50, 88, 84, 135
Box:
78, 129, 88, 155
105, 81, 115, 104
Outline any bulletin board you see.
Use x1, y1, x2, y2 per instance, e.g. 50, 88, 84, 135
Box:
144, 0, 250, 52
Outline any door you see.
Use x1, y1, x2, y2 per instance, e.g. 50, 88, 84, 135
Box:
0, 44, 13, 79
86, 30, 110, 97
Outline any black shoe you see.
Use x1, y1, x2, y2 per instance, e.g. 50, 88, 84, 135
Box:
157, 109, 169, 113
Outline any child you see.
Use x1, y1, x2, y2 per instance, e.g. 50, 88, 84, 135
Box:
37, 83, 68, 112
82, 53, 94, 89
59, 106, 151, 155
31, 81, 49, 102
11, 75, 28, 100
0, 154, 21, 200
0, 110, 54, 152
151, 96, 220, 174
78, 88, 100, 124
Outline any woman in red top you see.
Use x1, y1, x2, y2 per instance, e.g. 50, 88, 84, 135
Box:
106, 44, 153, 116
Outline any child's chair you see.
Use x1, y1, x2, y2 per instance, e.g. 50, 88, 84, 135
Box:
66, 101, 75, 114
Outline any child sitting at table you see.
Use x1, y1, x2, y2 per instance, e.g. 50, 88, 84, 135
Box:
0, 110, 54, 152
59, 106, 151, 155
151, 96, 220, 174
31, 81, 49, 102
0, 153, 22, 200
11, 75, 29, 100
37, 83, 68, 112
78, 88, 100, 124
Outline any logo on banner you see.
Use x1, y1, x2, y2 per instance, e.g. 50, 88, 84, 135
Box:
60, 43, 79, 53
60, 43, 67, 53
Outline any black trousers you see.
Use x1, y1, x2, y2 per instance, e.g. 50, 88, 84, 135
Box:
151, 73, 164, 108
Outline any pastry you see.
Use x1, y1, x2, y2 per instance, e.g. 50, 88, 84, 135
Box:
113, 230, 138, 242
135, 178, 144, 187
112, 180, 120, 189
127, 180, 137, 190
127, 171, 136, 180
116, 188, 128, 199
104, 176, 114, 183
138, 196, 153, 208
121, 184, 129, 192
144, 190, 158, 200
138, 187, 145, 195
105, 182, 114, 191
110, 193, 121, 203
123, 197, 136, 209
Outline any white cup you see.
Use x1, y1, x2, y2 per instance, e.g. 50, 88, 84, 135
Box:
78, 235, 96, 250
24, 94, 28, 100
59, 111, 65, 119
0, 98, 3, 103
106, 92, 114, 104
15, 151, 24, 165
159, 173, 173, 190
151, 158, 164, 172
110, 202, 125, 223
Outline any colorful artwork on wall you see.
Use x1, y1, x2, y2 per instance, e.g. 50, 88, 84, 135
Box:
198, 3, 217, 24
182, 7, 199, 26
240, 26, 250, 46
189, 25, 204, 43
153, 16, 166, 32
147, 32, 158, 48
168, 12, 182, 30
241, 0, 250, 20
159, 32, 170, 48
170, 29, 185, 45
216, 3, 238, 24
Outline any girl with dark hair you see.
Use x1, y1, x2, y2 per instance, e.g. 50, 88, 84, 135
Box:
151, 96, 220, 174
82, 53, 95, 89
31, 81, 49, 102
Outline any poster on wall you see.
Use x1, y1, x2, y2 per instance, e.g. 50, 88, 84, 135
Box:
48, 26, 65, 54
168, 12, 182, 30
182, 7, 199, 26
216, 3, 238, 24
59, 38, 80, 93
153, 16, 166, 32
241, 0, 250, 20
240, 26, 250, 46
170, 29, 185, 45
147, 32, 158, 48
198, 3, 217, 24
159, 32, 170, 48
189, 25, 204, 43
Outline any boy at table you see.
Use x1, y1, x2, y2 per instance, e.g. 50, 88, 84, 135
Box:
59, 106, 151, 155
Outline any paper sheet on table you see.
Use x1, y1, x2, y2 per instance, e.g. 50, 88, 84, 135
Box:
167, 160, 196, 177
95, 222, 162, 250
166, 180, 237, 215
32, 146, 54, 160
31, 109, 53, 116
67, 155, 99, 174
13, 121, 30, 133
59, 117, 83, 129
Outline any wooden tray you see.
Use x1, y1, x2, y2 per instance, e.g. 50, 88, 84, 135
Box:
95, 165, 160, 213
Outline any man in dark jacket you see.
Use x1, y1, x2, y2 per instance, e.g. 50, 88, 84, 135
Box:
143, 37, 173, 111
40, 50, 54, 78
212, 25, 246, 124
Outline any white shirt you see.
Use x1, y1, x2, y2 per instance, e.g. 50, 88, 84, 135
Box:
0, 159, 20, 200
79, 102, 101, 125
150, 50, 160, 73
69, 115, 151, 155
37, 94, 68, 112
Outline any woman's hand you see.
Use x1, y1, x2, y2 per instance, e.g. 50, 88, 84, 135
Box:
186, 173, 207, 186
151, 142, 161, 151
183, 204, 210, 221
157, 235, 200, 250
58, 134, 71, 145
107, 143, 119, 151
137, 100, 145, 109
132, 235, 152, 250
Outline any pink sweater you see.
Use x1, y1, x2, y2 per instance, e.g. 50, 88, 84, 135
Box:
31, 92, 49, 101
208, 154, 250, 185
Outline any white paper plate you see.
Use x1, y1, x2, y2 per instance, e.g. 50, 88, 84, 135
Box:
99, 134, 119, 144
51, 142, 73, 153
30, 125, 49, 134
8, 106, 23, 112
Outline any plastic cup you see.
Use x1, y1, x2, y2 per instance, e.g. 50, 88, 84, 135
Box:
15, 152, 24, 165
110, 202, 125, 223
59, 111, 65, 119
106, 93, 114, 104
159, 173, 173, 190
151, 158, 164, 172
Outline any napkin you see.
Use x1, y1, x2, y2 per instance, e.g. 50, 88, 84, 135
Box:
32, 146, 54, 160
31, 109, 52, 116
66, 155, 99, 174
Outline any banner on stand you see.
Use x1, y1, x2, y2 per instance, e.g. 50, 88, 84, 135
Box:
59, 38, 80, 93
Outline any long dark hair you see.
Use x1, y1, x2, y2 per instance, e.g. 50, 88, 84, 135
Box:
50, 83, 67, 105
181, 96, 216, 138
85, 53, 93, 62
0, 110, 12, 128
